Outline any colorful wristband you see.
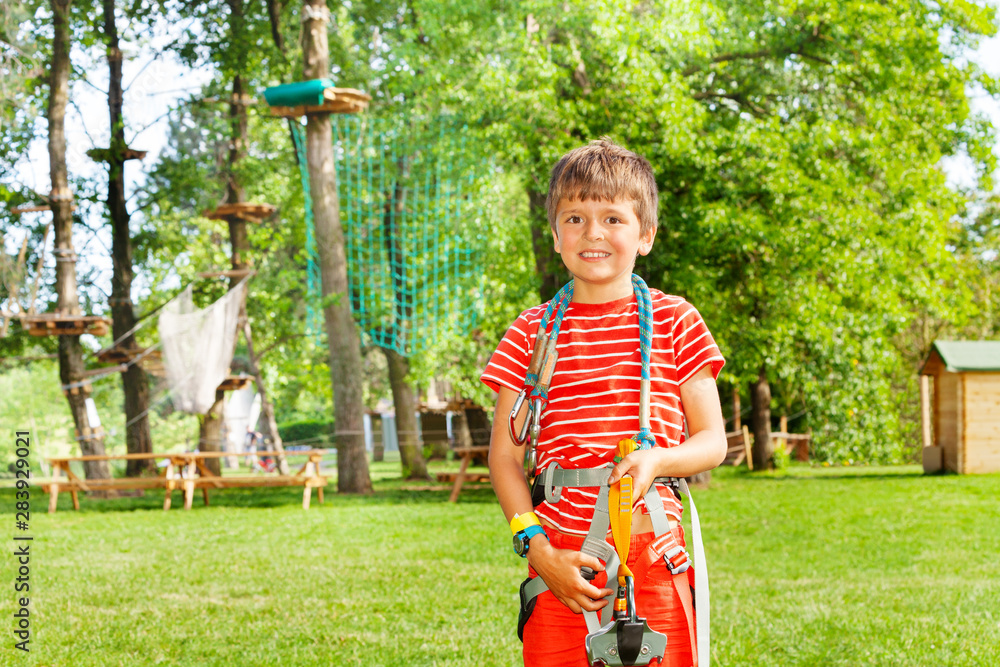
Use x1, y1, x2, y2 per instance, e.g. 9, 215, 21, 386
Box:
510, 511, 541, 535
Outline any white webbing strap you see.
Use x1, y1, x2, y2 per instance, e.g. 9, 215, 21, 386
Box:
678, 478, 710, 667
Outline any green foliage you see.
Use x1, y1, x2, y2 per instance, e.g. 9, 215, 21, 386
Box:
276, 418, 336, 447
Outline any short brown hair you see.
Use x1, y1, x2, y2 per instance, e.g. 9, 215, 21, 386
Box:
545, 138, 658, 236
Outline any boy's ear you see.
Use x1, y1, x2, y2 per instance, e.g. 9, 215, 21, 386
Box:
637, 225, 656, 256
551, 226, 561, 253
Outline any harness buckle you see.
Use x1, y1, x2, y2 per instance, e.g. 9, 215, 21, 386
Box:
542, 462, 563, 504
663, 544, 691, 575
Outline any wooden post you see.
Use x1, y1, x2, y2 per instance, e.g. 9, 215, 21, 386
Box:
920, 374, 932, 449
163, 462, 174, 511
183, 459, 196, 510
449, 453, 473, 503
302, 458, 316, 509
733, 388, 741, 431
779, 415, 788, 456
742, 425, 753, 471
48, 463, 62, 513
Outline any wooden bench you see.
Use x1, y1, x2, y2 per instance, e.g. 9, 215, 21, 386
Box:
725, 426, 754, 469
723, 426, 811, 468
38, 450, 331, 513
440, 445, 492, 502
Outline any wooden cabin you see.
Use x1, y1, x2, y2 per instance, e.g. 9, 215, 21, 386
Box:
920, 341, 1000, 474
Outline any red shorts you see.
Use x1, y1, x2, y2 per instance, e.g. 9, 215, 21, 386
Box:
522, 528, 695, 667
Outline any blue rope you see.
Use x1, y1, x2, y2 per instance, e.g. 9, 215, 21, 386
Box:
529, 275, 657, 449
630, 274, 656, 450
526, 281, 574, 397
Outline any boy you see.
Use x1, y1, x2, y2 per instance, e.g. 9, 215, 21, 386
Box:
481, 138, 727, 667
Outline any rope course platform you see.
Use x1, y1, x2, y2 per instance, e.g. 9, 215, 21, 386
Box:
202, 202, 276, 222
22, 314, 110, 337
265, 81, 371, 118
197, 269, 256, 279
95, 344, 161, 366
11, 204, 77, 215
217, 374, 253, 392
86, 147, 147, 162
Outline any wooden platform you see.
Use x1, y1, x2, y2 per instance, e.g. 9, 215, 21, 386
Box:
218, 374, 253, 391
86, 147, 147, 162
11, 204, 77, 215
95, 345, 161, 365
203, 202, 276, 222
269, 87, 371, 118
197, 269, 256, 279
22, 314, 110, 337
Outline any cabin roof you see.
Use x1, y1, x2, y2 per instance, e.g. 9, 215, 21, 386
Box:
921, 341, 1000, 374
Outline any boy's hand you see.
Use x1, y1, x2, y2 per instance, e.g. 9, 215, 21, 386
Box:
606, 447, 664, 498
527, 540, 614, 615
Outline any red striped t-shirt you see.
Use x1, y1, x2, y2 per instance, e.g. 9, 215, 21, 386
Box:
481, 289, 725, 536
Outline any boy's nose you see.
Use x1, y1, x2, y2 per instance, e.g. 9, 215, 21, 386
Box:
583, 219, 603, 241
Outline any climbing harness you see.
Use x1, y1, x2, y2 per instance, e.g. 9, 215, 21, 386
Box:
512, 275, 711, 667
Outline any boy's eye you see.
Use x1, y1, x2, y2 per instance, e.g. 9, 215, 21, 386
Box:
567, 215, 583, 224
607, 217, 621, 224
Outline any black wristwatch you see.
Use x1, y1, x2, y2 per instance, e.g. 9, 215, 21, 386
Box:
513, 525, 548, 557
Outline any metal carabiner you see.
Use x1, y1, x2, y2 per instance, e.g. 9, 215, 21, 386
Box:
529, 397, 543, 448
508, 388, 530, 445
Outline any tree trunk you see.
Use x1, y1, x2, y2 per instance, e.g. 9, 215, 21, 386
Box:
102, 0, 154, 476
50, 0, 110, 482
750, 365, 773, 471
198, 0, 253, 476
686, 471, 711, 487
383, 347, 430, 480
199, 389, 225, 474
243, 319, 289, 474
453, 408, 473, 449
528, 188, 562, 302
303, 0, 371, 493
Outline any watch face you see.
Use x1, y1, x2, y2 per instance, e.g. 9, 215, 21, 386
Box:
513, 534, 528, 556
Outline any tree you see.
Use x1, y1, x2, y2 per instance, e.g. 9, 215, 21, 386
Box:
96, 0, 155, 476
48, 0, 110, 481
302, 0, 371, 493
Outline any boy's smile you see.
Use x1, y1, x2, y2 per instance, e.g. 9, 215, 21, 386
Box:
552, 197, 655, 304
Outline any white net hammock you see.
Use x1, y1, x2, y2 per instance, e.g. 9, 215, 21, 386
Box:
158, 282, 245, 414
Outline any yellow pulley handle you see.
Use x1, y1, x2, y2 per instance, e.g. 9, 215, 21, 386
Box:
608, 438, 637, 587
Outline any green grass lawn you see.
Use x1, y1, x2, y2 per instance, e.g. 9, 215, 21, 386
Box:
0, 458, 998, 666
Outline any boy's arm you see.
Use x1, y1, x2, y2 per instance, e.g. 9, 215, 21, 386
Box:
489, 386, 613, 614
606, 365, 727, 492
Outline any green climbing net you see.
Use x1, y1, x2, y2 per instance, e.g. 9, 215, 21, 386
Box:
291, 115, 484, 355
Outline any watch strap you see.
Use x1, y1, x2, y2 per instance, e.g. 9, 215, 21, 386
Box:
510, 511, 541, 535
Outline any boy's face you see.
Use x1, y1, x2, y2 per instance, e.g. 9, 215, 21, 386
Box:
551, 197, 655, 302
